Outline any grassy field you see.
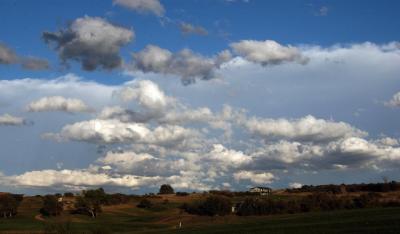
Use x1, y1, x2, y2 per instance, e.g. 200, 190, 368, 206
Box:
162, 207, 400, 234
1, 195, 400, 234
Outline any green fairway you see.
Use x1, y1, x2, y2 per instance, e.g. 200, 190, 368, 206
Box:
162, 207, 400, 234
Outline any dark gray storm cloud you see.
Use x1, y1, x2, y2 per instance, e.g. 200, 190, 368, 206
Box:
43, 16, 134, 71
131, 45, 231, 85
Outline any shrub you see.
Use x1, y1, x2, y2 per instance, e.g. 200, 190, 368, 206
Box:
104, 193, 130, 205
382, 200, 400, 207
237, 197, 292, 216
353, 192, 381, 208
137, 198, 153, 209
236, 198, 258, 216
182, 195, 232, 216
63, 192, 74, 197
209, 190, 234, 197
176, 192, 189, 196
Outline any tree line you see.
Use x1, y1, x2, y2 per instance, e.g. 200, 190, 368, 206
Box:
287, 181, 400, 194
181, 192, 400, 217
2, 181, 400, 219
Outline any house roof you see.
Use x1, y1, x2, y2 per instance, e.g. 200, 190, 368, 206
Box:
250, 186, 272, 190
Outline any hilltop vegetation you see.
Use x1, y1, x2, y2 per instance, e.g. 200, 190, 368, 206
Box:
0, 182, 399, 233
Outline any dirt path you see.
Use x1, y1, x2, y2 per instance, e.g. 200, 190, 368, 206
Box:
34, 214, 45, 222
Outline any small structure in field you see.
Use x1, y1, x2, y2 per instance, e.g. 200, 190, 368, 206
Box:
249, 187, 272, 195
339, 184, 346, 193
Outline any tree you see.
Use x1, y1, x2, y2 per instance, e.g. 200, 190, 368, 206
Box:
159, 184, 174, 194
0, 194, 20, 218
74, 188, 106, 218
40, 195, 63, 216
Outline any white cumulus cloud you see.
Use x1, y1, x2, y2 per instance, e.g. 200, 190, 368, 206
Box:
27, 96, 92, 113
233, 171, 275, 184
113, 0, 165, 16
385, 91, 400, 107
0, 114, 28, 126
244, 115, 367, 142
230, 39, 308, 66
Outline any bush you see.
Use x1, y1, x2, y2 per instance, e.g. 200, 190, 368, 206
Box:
137, 198, 153, 208
237, 198, 288, 216
63, 192, 74, 197
353, 192, 381, 208
104, 193, 130, 205
382, 200, 400, 207
175, 192, 189, 196
209, 190, 234, 197
182, 195, 232, 216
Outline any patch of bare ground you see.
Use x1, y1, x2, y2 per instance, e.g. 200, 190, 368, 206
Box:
34, 214, 45, 222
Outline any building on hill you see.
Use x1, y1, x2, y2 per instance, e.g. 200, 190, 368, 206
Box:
249, 187, 272, 195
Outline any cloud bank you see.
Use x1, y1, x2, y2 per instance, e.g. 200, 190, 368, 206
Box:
1, 42, 400, 193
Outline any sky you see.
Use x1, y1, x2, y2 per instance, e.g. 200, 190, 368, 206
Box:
1, 0, 400, 194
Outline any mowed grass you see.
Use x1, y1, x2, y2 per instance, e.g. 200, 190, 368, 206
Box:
1, 195, 400, 233
160, 207, 400, 234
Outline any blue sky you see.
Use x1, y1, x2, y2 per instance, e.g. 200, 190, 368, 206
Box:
1, 0, 400, 81
1, 0, 400, 194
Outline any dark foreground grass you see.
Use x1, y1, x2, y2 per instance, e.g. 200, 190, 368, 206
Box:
1, 206, 400, 233
154, 207, 400, 234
